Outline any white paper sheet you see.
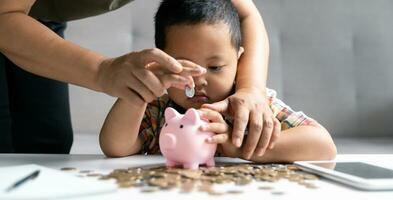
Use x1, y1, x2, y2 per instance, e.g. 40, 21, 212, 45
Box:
0, 164, 116, 200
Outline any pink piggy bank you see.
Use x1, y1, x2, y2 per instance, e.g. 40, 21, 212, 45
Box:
159, 107, 217, 169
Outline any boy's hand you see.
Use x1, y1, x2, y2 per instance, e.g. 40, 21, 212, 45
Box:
197, 108, 230, 144
202, 88, 281, 159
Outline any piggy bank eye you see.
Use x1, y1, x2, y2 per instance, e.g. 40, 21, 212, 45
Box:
165, 123, 168, 127
180, 124, 184, 128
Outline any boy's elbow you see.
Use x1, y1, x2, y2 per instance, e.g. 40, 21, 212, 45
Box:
325, 137, 337, 160
313, 124, 337, 160
101, 145, 140, 158
99, 134, 140, 158
101, 147, 133, 158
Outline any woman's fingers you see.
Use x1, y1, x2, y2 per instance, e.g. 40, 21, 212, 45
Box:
138, 48, 183, 73
177, 60, 206, 79
241, 110, 263, 159
149, 59, 206, 88
159, 74, 190, 88
255, 113, 274, 156
125, 76, 156, 103
231, 105, 249, 148
268, 118, 281, 149
132, 67, 167, 97
120, 87, 146, 106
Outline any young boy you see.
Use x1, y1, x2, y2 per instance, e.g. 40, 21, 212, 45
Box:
100, 0, 336, 162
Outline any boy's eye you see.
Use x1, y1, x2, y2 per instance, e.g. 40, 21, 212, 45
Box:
208, 66, 224, 72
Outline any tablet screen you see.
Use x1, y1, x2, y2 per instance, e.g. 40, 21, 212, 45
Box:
312, 162, 393, 179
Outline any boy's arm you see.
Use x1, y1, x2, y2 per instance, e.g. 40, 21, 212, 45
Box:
99, 97, 147, 157
220, 122, 337, 162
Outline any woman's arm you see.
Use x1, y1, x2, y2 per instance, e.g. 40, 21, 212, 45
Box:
0, 0, 105, 91
232, 0, 269, 91
220, 122, 337, 162
0, 0, 194, 103
203, 0, 273, 158
99, 98, 146, 157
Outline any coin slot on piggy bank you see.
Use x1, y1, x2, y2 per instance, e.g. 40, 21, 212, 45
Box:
159, 107, 217, 170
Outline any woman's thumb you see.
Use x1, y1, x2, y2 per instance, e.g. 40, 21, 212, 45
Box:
201, 99, 229, 113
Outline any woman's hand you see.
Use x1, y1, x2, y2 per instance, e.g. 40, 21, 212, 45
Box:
202, 88, 281, 160
97, 48, 206, 105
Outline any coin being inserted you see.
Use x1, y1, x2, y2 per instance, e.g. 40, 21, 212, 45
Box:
185, 85, 195, 98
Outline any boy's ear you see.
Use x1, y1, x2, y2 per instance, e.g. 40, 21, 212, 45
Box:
237, 46, 244, 59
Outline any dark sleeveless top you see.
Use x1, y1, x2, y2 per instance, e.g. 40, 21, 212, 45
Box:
29, 0, 133, 22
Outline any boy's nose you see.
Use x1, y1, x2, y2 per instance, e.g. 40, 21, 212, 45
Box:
193, 75, 207, 88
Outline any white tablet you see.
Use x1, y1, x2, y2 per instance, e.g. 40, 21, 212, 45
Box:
294, 161, 393, 191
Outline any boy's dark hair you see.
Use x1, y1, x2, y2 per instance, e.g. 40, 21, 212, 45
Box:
155, 0, 241, 50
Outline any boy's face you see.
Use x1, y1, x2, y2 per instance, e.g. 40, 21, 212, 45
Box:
164, 22, 243, 109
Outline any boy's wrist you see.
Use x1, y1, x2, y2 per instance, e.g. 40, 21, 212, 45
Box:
119, 95, 148, 109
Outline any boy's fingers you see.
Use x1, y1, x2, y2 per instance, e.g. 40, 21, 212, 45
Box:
242, 111, 263, 159
255, 114, 274, 156
231, 106, 249, 148
198, 108, 225, 123
206, 134, 229, 144
200, 122, 228, 133
268, 118, 281, 149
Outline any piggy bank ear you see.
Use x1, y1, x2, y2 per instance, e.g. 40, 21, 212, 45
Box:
165, 107, 180, 120
184, 108, 200, 124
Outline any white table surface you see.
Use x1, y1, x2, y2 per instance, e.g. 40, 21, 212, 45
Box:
1, 154, 393, 200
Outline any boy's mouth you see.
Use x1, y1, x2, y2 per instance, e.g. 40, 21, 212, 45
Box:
187, 91, 209, 103
188, 95, 209, 103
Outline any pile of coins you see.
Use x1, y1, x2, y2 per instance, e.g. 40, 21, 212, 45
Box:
69, 164, 319, 195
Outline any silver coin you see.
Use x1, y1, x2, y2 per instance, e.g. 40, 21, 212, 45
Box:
185, 86, 195, 98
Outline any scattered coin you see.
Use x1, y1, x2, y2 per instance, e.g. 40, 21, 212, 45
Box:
258, 186, 274, 190
141, 187, 159, 193
118, 181, 135, 188
226, 190, 243, 194
79, 170, 93, 174
271, 191, 285, 195
185, 85, 195, 98
87, 173, 102, 177
60, 167, 77, 171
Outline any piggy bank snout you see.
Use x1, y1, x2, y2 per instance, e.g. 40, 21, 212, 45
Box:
161, 133, 177, 150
